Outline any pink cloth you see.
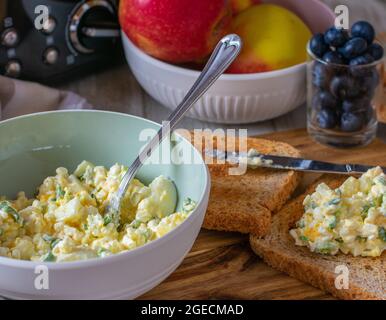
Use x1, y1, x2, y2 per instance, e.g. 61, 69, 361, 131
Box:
0, 76, 92, 120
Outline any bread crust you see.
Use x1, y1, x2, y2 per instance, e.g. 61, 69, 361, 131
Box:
250, 175, 386, 300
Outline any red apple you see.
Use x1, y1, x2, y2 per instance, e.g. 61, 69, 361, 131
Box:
119, 0, 232, 63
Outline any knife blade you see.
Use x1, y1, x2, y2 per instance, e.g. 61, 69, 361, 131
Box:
205, 149, 386, 175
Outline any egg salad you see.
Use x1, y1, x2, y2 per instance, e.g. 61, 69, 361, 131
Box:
290, 167, 386, 257
0, 161, 196, 262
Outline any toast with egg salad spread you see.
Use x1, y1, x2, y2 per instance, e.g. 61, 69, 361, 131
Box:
250, 170, 386, 300
178, 130, 302, 236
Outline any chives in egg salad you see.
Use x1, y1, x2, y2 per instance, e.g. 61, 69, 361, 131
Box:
290, 167, 386, 257
0, 161, 196, 262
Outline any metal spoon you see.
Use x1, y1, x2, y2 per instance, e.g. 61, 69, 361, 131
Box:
106, 34, 242, 217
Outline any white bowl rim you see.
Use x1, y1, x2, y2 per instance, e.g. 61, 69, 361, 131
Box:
122, 31, 306, 80
0, 109, 211, 270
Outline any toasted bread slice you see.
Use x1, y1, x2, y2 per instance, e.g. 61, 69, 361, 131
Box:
179, 130, 302, 236
250, 175, 386, 300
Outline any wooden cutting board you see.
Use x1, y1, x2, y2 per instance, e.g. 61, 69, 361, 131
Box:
139, 129, 386, 300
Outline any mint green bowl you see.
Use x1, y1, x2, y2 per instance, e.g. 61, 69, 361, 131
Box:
0, 110, 210, 299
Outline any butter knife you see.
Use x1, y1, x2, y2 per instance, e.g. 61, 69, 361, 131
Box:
205, 149, 385, 175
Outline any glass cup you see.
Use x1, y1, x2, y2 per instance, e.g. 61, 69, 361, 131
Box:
307, 44, 384, 148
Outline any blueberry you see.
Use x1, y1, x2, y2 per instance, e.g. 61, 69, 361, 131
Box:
317, 108, 338, 129
339, 37, 368, 59
312, 62, 329, 88
349, 54, 375, 77
367, 43, 384, 60
312, 94, 320, 109
351, 21, 375, 44
330, 75, 361, 100
310, 33, 329, 57
351, 62, 378, 79
318, 91, 339, 109
342, 97, 371, 113
360, 68, 380, 92
349, 54, 374, 66
324, 27, 349, 47
363, 107, 375, 123
340, 112, 364, 132
349, 109, 373, 128
342, 100, 356, 113
322, 51, 345, 64
329, 76, 344, 98
346, 81, 362, 99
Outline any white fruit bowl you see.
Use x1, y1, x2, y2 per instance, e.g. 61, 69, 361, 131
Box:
122, 0, 334, 124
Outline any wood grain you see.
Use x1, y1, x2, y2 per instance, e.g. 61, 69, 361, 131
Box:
139, 129, 386, 300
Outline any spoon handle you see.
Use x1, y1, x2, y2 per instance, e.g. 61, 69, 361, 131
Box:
166, 34, 242, 129
114, 34, 242, 205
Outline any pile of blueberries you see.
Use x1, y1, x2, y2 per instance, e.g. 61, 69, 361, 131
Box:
309, 21, 384, 132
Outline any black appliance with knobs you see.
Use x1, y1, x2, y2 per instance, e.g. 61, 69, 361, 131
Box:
0, 0, 121, 83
